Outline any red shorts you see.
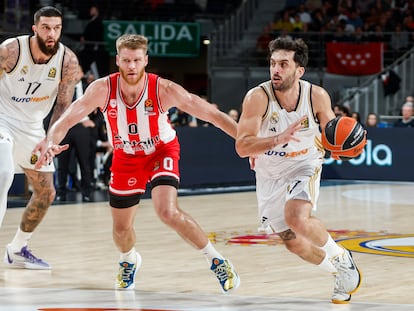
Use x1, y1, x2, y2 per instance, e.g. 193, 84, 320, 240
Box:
109, 138, 180, 196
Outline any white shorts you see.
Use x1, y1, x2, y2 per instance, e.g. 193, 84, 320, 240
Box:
0, 116, 54, 173
255, 165, 321, 233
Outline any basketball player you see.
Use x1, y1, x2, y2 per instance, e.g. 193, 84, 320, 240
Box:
33, 34, 240, 293
0, 6, 80, 269
235, 37, 361, 304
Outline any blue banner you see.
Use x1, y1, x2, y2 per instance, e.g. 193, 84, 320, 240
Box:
322, 127, 411, 181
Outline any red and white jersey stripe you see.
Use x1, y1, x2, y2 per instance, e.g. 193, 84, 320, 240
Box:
103, 72, 176, 156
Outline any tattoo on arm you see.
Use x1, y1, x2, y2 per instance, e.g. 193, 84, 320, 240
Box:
48, 49, 80, 128
278, 229, 297, 241
0, 39, 19, 75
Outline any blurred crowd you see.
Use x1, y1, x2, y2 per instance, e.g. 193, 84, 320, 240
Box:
334, 95, 414, 129
256, 0, 414, 66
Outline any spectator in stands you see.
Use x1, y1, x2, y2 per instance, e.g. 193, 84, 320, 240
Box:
297, 3, 313, 26
306, 0, 322, 11
255, 25, 273, 65
390, 23, 410, 59
227, 109, 240, 122
365, 112, 379, 128
309, 8, 329, 31
351, 111, 361, 123
56, 68, 95, 202
169, 108, 198, 127
333, 104, 351, 117
271, 9, 295, 35
79, 5, 108, 77
394, 102, 414, 127
56, 67, 95, 202
346, 8, 364, 31
89, 107, 112, 189
291, 13, 307, 32
368, 0, 391, 14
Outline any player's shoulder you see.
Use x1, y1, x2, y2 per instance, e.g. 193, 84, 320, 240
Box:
245, 85, 268, 101
61, 45, 79, 66
1, 36, 19, 47
310, 83, 330, 99
87, 76, 110, 93
0, 37, 20, 71
0, 37, 19, 54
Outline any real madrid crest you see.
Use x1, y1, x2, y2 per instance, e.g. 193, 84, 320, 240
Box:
20, 65, 28, 75
48, 67, 56, 78
270, 111, 279, 124
301, 117, 309, 128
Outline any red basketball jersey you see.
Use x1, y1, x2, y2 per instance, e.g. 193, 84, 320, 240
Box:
103, 72, 176, 157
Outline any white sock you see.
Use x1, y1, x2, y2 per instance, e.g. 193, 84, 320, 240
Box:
9, 227, 32, 251
318, 253, 337, 273
200, 241, 224, 264
321, 234, 344, 259
120, 247, 137, 263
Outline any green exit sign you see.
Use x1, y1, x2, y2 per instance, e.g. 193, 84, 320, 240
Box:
103, 20, 200, 57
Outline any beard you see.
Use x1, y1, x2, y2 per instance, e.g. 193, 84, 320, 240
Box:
119, 68, 145, 85
272, 71, 296, 92
36, 35, 60, 56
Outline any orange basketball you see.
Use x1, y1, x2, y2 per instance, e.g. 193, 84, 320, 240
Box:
321, 116, 367, 160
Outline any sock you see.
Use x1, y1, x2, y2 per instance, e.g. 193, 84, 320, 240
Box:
318, 253, 337, 273
200, 241, 224, 265
321, 233, 344, 259
9, 227, 32, 251
120, 247, 137, 263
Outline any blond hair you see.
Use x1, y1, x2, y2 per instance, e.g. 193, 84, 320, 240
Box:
116, 34, 148, 54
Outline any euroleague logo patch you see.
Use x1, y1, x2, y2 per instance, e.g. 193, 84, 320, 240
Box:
208, 230, 414, 258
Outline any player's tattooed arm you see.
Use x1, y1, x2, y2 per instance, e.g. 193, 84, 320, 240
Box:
278, 229, 297, 241
0, 39, 19, 76
48, 47, 81, 127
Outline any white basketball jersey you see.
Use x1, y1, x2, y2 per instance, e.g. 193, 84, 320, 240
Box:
254, 80, 325, 179
0, 35, 65, 123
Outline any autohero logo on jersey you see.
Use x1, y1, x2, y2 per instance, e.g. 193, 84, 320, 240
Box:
265, 148, 310, 158
11, 95, 50, 103
325, 139, 392, 166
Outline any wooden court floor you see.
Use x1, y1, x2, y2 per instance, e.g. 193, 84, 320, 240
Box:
0, 181, 413, 310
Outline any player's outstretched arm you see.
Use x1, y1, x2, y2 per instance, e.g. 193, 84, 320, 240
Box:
34, 78, 108, 169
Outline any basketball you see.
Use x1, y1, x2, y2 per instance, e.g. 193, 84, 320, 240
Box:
321, 116, 366, 160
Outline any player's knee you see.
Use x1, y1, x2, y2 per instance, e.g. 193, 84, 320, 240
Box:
32, 185, 56, 206
156, 207, 180, 226
44, 186, 56, 205
285, 214, 306, 232
113, 222, 133, 237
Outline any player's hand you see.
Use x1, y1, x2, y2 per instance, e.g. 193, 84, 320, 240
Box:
33, 138, 69, 169
273, 115, 306, 147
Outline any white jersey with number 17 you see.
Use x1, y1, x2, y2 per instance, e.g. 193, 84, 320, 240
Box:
0, 35, 65, 123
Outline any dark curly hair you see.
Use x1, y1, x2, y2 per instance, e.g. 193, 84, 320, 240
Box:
268, 37, 309, 67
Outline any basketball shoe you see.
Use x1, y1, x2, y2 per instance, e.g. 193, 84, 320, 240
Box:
210, 258, 240, 294
4, 244, 51, 270
331, 248, 361, 304
115, 252, 142, 290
